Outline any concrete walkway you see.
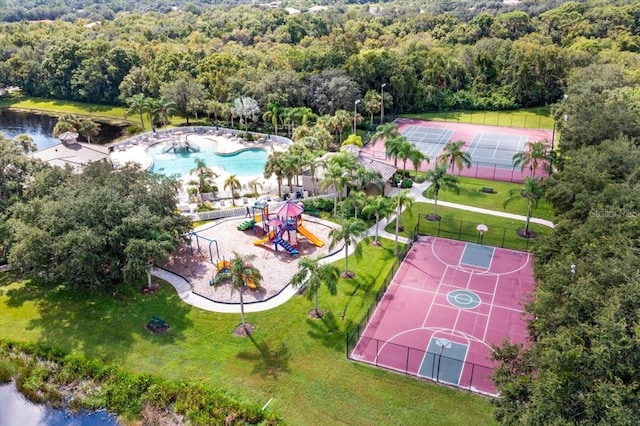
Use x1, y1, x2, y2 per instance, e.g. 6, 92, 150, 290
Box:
153, 182, 554, 313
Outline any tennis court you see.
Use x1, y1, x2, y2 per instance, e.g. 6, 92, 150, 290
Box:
401, 125, 454, 159
467, 132, 529, 170
350, 236, 534, 396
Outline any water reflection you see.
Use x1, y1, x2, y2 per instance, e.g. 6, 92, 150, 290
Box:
0, 109, 124, 150
0, 383, 120, 426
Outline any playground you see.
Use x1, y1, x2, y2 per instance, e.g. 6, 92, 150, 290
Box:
162, 201, 335, 304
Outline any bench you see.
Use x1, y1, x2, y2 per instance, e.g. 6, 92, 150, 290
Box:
479, 187, 496, 194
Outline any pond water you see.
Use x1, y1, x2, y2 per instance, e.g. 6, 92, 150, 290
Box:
0, 109, 124, 150
0, 382, 120, 426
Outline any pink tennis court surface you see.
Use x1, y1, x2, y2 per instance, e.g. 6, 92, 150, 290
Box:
350, 236, 534, 396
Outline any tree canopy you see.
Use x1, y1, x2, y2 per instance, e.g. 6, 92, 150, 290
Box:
5, 161, 191, 292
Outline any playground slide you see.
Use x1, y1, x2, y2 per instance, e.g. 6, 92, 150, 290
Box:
253, 230, 275, 246
298, 225, 325, 247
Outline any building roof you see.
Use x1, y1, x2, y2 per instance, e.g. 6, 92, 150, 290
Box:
30, 141, 110, 173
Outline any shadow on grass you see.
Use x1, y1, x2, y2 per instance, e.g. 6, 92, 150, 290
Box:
305, 310, 354, 351
236, 335, 291, 378
4, 280, 192, 361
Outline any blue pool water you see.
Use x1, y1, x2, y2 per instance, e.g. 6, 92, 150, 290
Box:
148, 138, 268, 177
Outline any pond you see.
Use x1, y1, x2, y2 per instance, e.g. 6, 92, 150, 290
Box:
0, 382, 120, 426
0, 109, 125, 150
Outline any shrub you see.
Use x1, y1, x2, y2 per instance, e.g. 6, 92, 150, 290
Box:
415, 175, 427, 183
126, 125, 143, 135
400, 179, 413, 188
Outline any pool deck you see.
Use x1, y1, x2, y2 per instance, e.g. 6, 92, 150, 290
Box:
109, 128, 290, 208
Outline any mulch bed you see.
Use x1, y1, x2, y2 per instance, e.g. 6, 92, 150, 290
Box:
146, 322, 170, 334
233, 323, 255, 337
516, 229, 538, 239
140, 282, 161, 295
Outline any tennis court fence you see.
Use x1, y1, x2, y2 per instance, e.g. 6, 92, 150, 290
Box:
350, 337, 497, 396
458, 161, 548, 183
415, 215, 538, 252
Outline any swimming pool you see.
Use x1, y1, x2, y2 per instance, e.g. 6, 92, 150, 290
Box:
147, 138, 268, 177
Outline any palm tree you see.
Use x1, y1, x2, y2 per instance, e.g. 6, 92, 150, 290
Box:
320, 161, 348, 215
328, 217, 369, 278
372, 122, 400, 145
290, 257, 340, 318
77, 120, 101, 144
409, 148, 429, 178
262, 102, 282, 137
264, 151, 287, 198
247, 178, 263, 197
512, 140, 549, 178
425, 164, 459, 220
14, 134, 37, 153
396, 139, 416, 173
125, 93, 148, 130
151, 97, 176, 128
212, 252, 263, 332
332, 110, 352, 143
302, 149, 322, 196
189, 158, 219, 201
385, 134, 406, 167
503, 177, 544, 238
351, 167, 385, 195
391, 189, 414, 255
224, 174, 242, 206
362, 195, 394, 245
347, 190, 368, 219
53, 114, 79, 136
437, 140, 472, 175
232, 96, 260, 138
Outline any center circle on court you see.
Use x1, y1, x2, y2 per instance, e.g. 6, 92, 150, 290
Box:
447, 289, 481, 309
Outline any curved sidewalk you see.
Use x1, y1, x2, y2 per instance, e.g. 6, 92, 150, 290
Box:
154, 186, 554, 313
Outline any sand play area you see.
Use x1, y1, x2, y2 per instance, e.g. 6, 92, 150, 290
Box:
162, 216, 338, 304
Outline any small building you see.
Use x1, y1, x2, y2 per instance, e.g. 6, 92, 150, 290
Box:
29, 132, 110, 173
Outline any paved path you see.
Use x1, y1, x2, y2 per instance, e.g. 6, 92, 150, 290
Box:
153, 182, 554, 313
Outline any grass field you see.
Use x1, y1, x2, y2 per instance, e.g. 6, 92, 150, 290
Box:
386, 202, 551, 252
0, 238, 496, 425
424, 177, 555, 221
402, 107, 553, 130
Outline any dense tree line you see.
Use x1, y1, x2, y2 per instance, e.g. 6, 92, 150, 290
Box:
492, 63, 640, 423
0, 1, 639, 114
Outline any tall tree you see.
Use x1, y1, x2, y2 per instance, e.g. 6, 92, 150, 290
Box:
346, 190, 368, 219
264, 151, 287, 198
425, 164, 459, 219
160, 77, 206, 125
262, 102, 282, 137
361, 195, 394, 246
77, 120, 100, 144
232, 96, 260, 138
332, 110, 352, 144
512, 140, 549, 178
224, 174, 242, 206
125, 93, 148, 130
437, 140, 472, 175
503, 177, 543, 237
189, 158, 219, 202
391, 189, 414, 255
290, 256, 340, 318
212, 251, 263, 333
328, 217, 369, 278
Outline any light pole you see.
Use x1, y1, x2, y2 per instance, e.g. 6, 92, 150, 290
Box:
380, 83, 386, 124
570, 263, 576, 280
353, 99, 361, 135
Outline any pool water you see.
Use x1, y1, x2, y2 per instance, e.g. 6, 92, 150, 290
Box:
148, 138, 268, 178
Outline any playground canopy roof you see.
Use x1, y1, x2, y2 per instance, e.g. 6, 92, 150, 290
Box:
275, 200, 303, 219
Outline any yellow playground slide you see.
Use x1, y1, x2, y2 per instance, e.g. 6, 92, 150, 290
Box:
254, 230, 275, 246
298, 225, 325, 247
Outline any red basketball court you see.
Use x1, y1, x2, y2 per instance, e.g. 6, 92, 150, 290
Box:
350, 236, 534, 395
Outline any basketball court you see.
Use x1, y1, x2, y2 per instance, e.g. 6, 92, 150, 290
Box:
350, 236, 534, 395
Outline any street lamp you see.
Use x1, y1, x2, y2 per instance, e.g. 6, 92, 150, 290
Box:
435, 337, 451, 382
570, 263, 576, 280
353, 99, 361, 135
380, 83, 386, 124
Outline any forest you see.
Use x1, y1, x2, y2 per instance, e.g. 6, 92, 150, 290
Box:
2, 0, 640, 424
0, 0, 638, 118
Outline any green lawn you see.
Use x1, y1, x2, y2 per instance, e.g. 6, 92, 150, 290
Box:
387, 202, 551, 252
0, 239, 496, 425
402, 107, 553, 130
424, 177, 555, 221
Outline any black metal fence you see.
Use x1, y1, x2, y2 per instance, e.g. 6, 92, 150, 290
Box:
349, 337, 497, 396
415, 215, 538, 252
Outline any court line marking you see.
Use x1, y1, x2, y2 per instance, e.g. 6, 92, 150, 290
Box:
482, 275, 500, 342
